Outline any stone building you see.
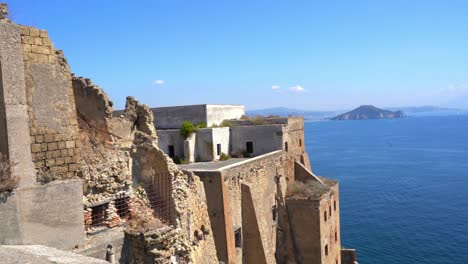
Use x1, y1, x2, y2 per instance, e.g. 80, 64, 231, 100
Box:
0, 3, 356, 263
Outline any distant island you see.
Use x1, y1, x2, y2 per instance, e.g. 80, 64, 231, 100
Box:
331, 105, 405, 120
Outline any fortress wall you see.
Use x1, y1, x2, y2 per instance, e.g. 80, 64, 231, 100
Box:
286, 182, 341, 264
206, 104, 245, 127
152, 105, 207, 129
220, 151, 294, 263
230, 125, 284, 157
20, 26, 81, 181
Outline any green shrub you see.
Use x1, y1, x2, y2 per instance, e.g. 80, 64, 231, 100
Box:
220, 152, 229, 161
180, 121, 198, 139
196, 122, 207, 129
220, 120, 233, 127
172, 156, 185, 164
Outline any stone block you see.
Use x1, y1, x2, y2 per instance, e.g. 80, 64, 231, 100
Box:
29, 28, 40, 37
39, 30, 48, 37
23, 44, 32, 53
58, 141, 66, 149
55, 157, 64, 166
42, 38, 52, 47
45, 159, 55, 167
33, 37, 42, 46
21, 35, 35, 44
68, 163, 80, 172
41, 143, 48, 152
67, 148, 74, 156
31, 143, 42, 153
60, 149, 68, 157
44, 134, 54, 143
20, 26, 29, 36
36, 135, 44, 143
47, 142, 58, 151
52, 150, 61, 158
65, 140, 75, 149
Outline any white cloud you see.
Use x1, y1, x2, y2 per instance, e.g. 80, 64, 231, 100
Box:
152, 79, 165, 85
271, 85, 280, 91
289, 85, 306, 93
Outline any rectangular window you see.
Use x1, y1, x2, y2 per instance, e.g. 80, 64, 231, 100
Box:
217, 144, 221, 156
168, 145, 175, 158
299, 139, 302, 146
234, 228, 242, 248
334, 200, 337, 211
329, 206, 332, 216
324, 211, 327, 222
285, 142, 288, 152
91, 203, 108, 227
335, 231, 338, 242
272, 205, 277, 222
325, 244, 329, 256
246, 141, 254, 154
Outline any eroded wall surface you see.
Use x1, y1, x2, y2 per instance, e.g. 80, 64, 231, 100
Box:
20, 26, 81, 181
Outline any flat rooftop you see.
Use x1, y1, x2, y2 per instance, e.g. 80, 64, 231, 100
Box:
178, 158, 250, 171
178, 150, 283, 172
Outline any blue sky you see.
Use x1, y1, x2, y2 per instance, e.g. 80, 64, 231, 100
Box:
9, 0, 468, 110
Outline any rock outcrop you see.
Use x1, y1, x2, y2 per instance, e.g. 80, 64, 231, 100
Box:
331, 105, 405, 120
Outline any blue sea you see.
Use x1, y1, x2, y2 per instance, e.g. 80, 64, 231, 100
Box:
305, 115, 468, 264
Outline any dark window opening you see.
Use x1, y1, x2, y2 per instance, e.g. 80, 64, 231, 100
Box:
115, 195, 130, 219
234, 228, 242, 248
217, 144, 221, 156
329, 206, 332, 216
299, 139, 302, 146
334, 200, 337, 211
272, 205, 278, 222
335, 231, 338, 242
246, 141, 254, 154
336, 259, 338, 264
325, 244, 329, 256
324, 211, 327, 222
168, 145, 175, 158
285, 142, 288, 152
91, 203, 108, 227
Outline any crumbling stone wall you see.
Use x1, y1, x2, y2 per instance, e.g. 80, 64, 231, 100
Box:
20, 26, 81, 181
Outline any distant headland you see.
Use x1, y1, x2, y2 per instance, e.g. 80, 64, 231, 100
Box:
331, 105, 405, 120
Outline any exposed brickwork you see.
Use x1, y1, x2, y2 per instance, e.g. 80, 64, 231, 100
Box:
20, 26, 81, 181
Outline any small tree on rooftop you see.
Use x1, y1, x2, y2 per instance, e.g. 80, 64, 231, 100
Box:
180, 121, 198, 139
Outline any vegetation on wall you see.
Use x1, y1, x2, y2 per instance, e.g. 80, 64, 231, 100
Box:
0, 153, 19, 193
179, 121, 208, 139
220, 152, 229, 161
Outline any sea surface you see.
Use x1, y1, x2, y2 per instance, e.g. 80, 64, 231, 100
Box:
305, 115, 468, 264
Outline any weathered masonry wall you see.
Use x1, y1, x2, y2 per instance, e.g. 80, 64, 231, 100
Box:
0, 180, 85, 249
188, 151, 294, 264
20, 26, 81, 181
152, 104, 245, 129
152, 104, 207, 129
286, 182, 341, 264
206, 104, 245, 127
230, 125, 284, 157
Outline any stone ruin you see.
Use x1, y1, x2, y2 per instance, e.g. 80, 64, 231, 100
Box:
0, 3, 357, 264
